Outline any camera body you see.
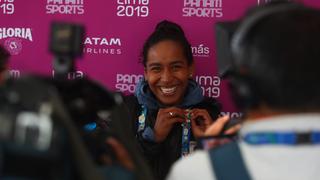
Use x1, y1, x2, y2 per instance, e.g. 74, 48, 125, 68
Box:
0, 76, 70, 179
49, 22, 85, 78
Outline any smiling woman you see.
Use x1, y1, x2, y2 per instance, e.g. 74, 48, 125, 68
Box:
123, 20, 221, 180
145, 39, 193, 106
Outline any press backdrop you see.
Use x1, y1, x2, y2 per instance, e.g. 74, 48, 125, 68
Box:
1, 0, 319, 116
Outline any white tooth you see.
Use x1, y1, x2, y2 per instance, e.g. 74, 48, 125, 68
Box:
161, 87, 176, 94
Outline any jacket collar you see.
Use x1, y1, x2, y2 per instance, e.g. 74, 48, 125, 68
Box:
135, 79, 204, 110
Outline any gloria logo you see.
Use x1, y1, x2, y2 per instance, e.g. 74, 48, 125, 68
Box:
117, 0, 149, 17
46, 0, 84, 14
83, 36, 122, 55
182, 0, 223, 18
192, 44, 210, 57
0, 0, 15, 14
0, 27, 33, 55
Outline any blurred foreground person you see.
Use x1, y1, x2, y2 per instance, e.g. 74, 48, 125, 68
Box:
168, 2, 320, 180
0, 45, 10, 84
0, 76, 103, 180
0, 75, 142, 180
48, 21, 153, 180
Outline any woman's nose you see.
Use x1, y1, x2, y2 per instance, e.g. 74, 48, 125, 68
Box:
161, 68, 173, 82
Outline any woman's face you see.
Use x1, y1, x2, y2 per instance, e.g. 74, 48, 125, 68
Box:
144, 40, 194, 106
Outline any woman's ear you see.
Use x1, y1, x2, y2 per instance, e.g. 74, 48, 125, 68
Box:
188, 63, 195, 79
144, 69, 148, 81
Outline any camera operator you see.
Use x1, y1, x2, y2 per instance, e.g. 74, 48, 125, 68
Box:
49, 22, 152, 180
167, 2, 320, 180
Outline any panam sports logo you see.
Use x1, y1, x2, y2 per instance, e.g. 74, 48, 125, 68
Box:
257, 0, 272, 4
115, 73, 143, 94
46, 0, 84, 14
83, 36, 122, 55
182, 0, 223, 18
257, 0, 292, 4
0, 27, 33, 55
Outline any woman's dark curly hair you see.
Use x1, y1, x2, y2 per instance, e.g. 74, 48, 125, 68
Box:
141, 20, 193, 67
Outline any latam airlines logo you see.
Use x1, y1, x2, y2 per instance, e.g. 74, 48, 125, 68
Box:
46, 0, 84, 14
182, 0, 223, 18
83, 36, 122, 55
0, 28, 33, 55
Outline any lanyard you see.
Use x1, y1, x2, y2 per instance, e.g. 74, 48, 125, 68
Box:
243, 131, 320, 145
181, 109, 192, 157
137, 105, 147, 132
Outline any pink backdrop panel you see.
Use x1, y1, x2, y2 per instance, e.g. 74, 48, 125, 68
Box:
1, 0, 319, 116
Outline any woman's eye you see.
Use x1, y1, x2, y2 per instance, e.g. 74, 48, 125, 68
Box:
172, 65, 182, 71
150, 67, 161, 72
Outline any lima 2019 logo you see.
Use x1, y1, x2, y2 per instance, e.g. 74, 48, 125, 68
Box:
0, 0, 15, 14
0, 27, 33, 55
117, 0, 149, 17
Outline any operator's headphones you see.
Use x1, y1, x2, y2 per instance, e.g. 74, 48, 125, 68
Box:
227, 2, 305, 110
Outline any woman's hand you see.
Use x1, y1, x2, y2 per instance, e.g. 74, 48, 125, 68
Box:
189, 108, 214, 138
154, 107, 185, 142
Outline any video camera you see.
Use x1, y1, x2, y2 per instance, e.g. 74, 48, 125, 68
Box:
0, 21, 153, 180
50, 22, 84, 79
215, 21, 239, 78
49, 22, 154, 180
0, 22, 103, 179
0, 76, 72, 179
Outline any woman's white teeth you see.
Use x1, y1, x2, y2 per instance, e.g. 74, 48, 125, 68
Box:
161, 87, 176, 94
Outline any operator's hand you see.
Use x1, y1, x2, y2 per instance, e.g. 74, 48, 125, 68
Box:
105, 137, 135, 171
154, 107, 185, 142
190, 113, 242, 138
204, 115, 241, 136
189, 108, 214, 138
